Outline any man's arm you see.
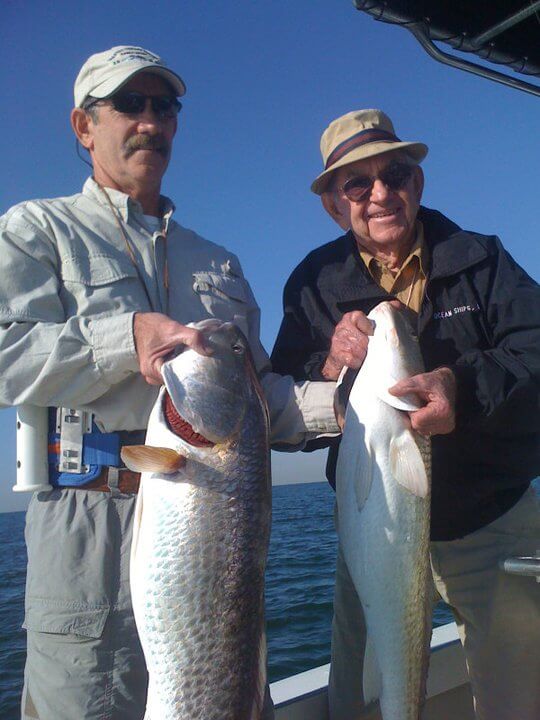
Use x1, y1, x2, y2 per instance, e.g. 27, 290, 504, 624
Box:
392, 238, 540, 437
448, 240, 540, 435
0, 216, 208, 409
271, 271, 336, 382
0, 212, 136, 407
223, 264, 339, 448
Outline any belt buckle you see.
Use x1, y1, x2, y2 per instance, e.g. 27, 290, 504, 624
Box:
57, 408, 92, 474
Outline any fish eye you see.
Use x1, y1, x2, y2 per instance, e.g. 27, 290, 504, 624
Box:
231, 343, 245, 354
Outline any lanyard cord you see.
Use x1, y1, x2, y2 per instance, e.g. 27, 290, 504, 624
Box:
98, 185, 169, 314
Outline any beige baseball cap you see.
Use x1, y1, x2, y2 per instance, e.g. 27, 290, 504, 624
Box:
311, 109, 428, 195
74, 45, 186, 107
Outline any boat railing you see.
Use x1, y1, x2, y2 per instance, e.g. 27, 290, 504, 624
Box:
500, 555, 540, 581
271, 622, 474, 720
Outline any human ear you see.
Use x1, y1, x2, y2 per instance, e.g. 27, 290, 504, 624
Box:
412, 165, 424, 203
71, 108, 94, 151
321, 192, 350, 231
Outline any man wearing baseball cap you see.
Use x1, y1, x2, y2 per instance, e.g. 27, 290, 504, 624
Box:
0, 47, 340, 719
271, 109, 540, 719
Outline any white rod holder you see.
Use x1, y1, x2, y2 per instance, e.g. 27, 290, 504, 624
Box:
14, 405, 53, 492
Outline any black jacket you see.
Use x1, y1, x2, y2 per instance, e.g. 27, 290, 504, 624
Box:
271, 207, 540, 540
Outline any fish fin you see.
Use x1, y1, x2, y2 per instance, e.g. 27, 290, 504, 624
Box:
354, 436, 374, 511
375, 386, 422, 413
389, 431, 429, 497
336, 410, 373, 510
362, 634, 382, 705
250, 631, 268, 720
120, 445, 185, 473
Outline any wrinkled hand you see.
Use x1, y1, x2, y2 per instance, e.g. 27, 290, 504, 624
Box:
389, 367, 456, 437
321, 311, 374, 380
133, 312, 213, 386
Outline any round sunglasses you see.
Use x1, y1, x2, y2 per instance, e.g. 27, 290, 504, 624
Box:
338, 162, 415, 203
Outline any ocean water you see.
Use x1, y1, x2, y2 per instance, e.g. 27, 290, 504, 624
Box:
0, 482, 452, 717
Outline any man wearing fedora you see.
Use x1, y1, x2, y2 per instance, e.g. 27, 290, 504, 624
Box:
0, 46, 340, 719
271, 109, 540, 719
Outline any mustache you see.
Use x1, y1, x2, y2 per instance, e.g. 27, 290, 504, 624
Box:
124, 134, 169, 157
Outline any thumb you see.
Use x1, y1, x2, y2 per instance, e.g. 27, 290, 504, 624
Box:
388, 378, 417, 397
175, 326, 214, 356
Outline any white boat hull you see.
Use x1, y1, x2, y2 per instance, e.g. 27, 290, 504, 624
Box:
271, 622, 474, 720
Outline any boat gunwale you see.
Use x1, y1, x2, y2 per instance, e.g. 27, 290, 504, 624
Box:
270, 621, 466, 709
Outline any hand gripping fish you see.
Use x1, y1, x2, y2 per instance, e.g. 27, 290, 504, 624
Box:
336, 302, 432, 720
122, 319, 271, 720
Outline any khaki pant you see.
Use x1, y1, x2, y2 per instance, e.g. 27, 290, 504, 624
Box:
21, 488, 274, 720
329, 487, 540, 720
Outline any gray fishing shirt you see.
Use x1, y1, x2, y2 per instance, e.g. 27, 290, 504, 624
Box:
0, 177, 338, 445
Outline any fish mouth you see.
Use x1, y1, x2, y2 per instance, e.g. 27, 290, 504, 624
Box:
163, 392, 215, 447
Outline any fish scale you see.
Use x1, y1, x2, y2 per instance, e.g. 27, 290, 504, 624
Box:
127, 320, 271, 720
336, 302, 433, 720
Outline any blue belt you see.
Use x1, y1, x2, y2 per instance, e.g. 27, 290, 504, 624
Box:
47, 408, 145, 487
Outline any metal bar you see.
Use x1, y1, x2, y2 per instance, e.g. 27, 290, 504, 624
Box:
500, 556, 540, 580
470, 2, 540, 48
353, 0, 540, 78
408, 23, 540, 98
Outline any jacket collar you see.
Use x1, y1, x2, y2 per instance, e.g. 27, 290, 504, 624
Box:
318, 231, 390, 309
419, 207, 490, 280
326, 206, 490, 301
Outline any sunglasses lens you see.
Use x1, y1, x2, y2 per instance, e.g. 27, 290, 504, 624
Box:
152, 96, 182, 118
382, 163, 414, 190
342, 163, 414, 201
112, 93, 146, 114
342, 175, 372, 202
111, 93, 181, 118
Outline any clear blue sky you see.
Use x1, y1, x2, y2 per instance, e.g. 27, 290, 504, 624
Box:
1, 0, 539, 512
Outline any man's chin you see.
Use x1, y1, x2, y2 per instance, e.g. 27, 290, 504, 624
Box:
369, 223, 413, 246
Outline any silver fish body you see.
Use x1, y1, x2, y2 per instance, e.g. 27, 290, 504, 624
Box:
336, 302, 432, 720
129, 320, 271, 720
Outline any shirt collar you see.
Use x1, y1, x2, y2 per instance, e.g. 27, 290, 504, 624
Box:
83, 177, 175, 224
358, 220, 428, 277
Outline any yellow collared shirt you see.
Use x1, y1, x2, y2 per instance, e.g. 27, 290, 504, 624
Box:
358, 221, 428, 314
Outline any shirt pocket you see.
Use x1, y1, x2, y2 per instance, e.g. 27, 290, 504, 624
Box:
192, 271, 249, 335
60, 253, 147, 315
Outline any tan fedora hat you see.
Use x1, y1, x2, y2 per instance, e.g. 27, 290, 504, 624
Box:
311, 109, 428, 195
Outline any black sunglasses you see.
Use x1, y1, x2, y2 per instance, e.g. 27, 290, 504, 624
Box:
87, 92, 182, 120
338, 162, 415, 203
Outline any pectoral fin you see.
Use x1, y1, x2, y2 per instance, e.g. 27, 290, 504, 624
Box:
336, 410, 374, 511
120, 445, 185, 473
389, 431, 429, 497
354, 439, 374, 511
375, 383, 422, 413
